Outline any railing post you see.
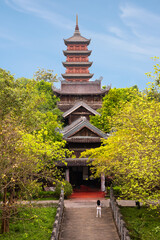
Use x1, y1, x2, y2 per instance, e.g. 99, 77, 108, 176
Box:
50, 188, 64, 240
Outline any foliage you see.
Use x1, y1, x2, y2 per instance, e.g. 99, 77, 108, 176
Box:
33, 190, 58, 200
107, 186, 122, 196
0, 68, 72, 233
82, 91, 160, 205
145, 57, 160, 101
120, 207, 160, 240
90, 86, 138, 133
33, 68, 58, 83
145, 57, 160, 86
0, 206, 57, 240
15, 77, 62, 140
54, 181, 73, 198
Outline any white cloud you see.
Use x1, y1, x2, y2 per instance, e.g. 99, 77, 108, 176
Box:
120, 4, 160, 39
4, 1, 160, 59
4, 0, 74, 30
89, 4, 160, 59
108, 26, 127, 39
120, 4, 160, 26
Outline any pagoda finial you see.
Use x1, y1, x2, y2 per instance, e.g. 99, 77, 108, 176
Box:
75, 14, 79, 31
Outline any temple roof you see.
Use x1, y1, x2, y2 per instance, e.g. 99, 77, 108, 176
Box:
64, 35, 91, 45
56, 158, 92, 167
61, 116, 107, 139
63, 50, 92, 56
65, 137, 101, 143
52, 80, 110, 95
62, 61, 93, 67
62, 101, 101, 118
61, 73, 93, 79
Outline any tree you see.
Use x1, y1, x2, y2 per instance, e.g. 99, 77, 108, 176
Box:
145, 57, 160, 101
90, 86, 138, 133
33, 68, 58, 83
82, 89, 160, 206
0, 69, 72, 233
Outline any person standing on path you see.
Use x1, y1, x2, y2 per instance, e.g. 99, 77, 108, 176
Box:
96, 200, 101, 218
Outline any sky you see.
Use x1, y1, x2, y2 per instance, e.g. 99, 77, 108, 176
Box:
1, 0, 160, 90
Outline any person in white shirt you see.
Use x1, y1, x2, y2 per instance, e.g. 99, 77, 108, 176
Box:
96, 200, 101, 218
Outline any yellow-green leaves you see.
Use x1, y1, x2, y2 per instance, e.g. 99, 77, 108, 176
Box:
83, 85, 160, 206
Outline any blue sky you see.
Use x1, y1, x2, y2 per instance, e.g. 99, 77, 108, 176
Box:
1, 0, 160, 90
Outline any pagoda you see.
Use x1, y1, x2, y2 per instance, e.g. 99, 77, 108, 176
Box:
53, 16, 110, 191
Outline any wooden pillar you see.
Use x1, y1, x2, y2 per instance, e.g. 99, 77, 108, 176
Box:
65, 168, 70, 182
101, 173, 105, 192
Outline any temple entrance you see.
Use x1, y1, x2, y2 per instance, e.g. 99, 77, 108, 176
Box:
70, 166, 83, 187
69, 166, 101, 190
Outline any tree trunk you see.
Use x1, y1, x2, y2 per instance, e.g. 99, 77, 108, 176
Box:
1, 187, 10, 233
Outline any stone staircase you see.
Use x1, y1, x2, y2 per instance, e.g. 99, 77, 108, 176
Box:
59, 200, 120, 240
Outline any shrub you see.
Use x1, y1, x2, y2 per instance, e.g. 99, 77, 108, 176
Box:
113, 186, 122, 195
37, 191, 55, 199
54, 181, 73, 199
107, 185, 122, 196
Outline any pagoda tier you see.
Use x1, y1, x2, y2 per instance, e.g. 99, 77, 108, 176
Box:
63, 50, 92, 56
52, 80, 110, 112
61, 73, 94, 81
62, 16, 93, 82
62, 61, 93, 67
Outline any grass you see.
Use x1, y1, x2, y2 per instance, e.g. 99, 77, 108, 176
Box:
120, 206, 160, 240
0, 206, 57, 240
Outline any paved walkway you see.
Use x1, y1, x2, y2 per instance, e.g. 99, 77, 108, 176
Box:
9, 199, 137, 207
59, 199, 120, 240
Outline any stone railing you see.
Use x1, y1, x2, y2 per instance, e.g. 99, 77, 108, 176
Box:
110, 187, 131, 240
50, 189, 64, 240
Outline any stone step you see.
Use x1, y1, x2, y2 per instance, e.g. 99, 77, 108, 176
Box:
59, 207, 119, 240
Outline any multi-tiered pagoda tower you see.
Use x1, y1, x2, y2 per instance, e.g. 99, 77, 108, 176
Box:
53, 16, 110, 191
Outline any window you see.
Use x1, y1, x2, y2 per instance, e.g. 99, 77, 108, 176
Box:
69, 57, 73, 61
82, 68, 86, 73
75, 68, 80, 73
69, 68, 73, 73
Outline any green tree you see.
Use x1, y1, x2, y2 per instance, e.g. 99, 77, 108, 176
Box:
0, 69, 72, 233
145, 57, 160, 101
82, 85, 160, 206
90, 86, 138, 133
33, 68, 58, 83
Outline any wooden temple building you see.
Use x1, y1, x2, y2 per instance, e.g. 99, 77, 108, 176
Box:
53, 16, 110, 191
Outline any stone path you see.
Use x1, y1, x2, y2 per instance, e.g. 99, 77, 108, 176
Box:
59, 199, 120, 240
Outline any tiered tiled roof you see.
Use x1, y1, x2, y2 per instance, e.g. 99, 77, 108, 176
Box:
62, 101, 100, 118
64, 33, 91, 45
57, 158, 92, 167
61, 116, 107, 140
53, 80, 110, 95
62, 61, 93, 67
63, 50, 92, 56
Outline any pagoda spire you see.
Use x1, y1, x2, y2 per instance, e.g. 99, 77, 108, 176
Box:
75, 14, 79, 31
74, 14, 80, 35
